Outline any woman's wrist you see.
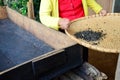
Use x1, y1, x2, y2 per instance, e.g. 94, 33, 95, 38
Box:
58, 18, 70, 30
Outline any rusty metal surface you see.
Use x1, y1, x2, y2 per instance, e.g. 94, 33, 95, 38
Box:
0, 19, 54, 72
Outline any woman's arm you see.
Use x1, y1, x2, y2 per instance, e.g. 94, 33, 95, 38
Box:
39, 0, 60, 30
87, 0, 107, 15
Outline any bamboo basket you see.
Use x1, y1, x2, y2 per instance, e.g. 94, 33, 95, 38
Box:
65, 13, 120, 53
0, 6, 7, 19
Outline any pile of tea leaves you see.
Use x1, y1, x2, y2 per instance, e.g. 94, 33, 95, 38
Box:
74, 29, 106, 42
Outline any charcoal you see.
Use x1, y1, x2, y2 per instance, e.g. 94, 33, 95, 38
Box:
74, 29, 106, 42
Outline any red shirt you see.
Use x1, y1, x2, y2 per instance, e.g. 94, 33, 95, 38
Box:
59, 0, 84, 21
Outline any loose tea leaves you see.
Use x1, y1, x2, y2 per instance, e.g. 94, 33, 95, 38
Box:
74, 29, 106, 42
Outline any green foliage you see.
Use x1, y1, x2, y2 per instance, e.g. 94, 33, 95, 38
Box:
7, 0, 41, 22
8, 0, 28, 15
0, 0, 4, 6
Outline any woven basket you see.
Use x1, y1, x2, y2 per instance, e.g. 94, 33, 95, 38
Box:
65, 13, 120, 53
0, 6, 7, 19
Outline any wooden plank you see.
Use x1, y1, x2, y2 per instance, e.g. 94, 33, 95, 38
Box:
0, 6, 7, 19
0, 49, 64, 75
6, 7, 76, 50
96, 0, 113, 12
88, 49, 118, 80
89, 0, 114, 15
27, 0, 35, 19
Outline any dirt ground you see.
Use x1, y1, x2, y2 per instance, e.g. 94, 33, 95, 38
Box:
88, 49, 118, 80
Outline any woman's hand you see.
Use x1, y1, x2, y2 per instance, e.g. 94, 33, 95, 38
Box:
99, 9, 107, 16
58, 18, 70, 30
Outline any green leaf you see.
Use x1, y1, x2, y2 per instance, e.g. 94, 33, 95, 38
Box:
0, 0, 4, 6
19, 7, 27, 15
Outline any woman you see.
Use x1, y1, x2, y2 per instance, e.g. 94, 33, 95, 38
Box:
39, 0, 107, 30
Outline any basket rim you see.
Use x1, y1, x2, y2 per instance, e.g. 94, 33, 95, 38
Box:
65, 13, 120, 53
70, 13, 120, 23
